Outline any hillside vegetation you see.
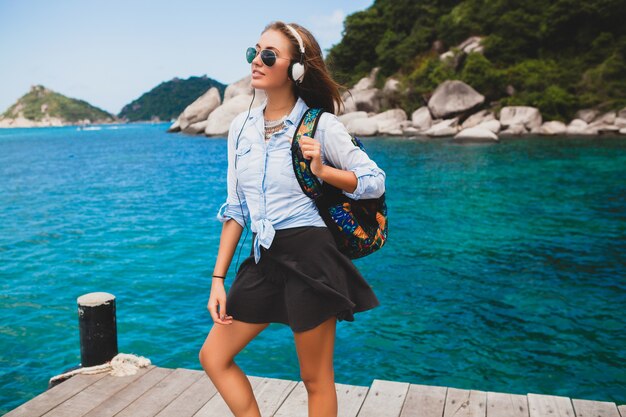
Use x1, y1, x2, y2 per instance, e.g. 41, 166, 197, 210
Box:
1, 85, 113, 123
326, 0, 626, 121
118, 75, 226, 122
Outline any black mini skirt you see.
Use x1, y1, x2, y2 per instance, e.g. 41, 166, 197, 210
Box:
225, 225, 381, 332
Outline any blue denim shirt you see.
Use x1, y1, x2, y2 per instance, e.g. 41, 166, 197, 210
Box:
216, 95, 386, 263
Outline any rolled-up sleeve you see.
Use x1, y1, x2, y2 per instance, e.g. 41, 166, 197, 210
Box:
216, 115, 249, 228
319, 113, 386, 200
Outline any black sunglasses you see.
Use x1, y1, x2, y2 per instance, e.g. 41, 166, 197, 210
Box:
246, 47, 290, 67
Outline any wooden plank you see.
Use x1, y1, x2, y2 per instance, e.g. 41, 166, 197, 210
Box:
83, 366, 173, 417
528, 393, 575, 417
41, 366, 154, 417
272, 381, 308, 417
114, 367, 202, 417
443, 387, 487, 417
5, 371, 109, 417
357, 379, 410, 417
252, 376, 299, 416
153, 369, 219, 417
486, 391, 528, 417
571, 398, 621, 417
399, 383, 447, 417
334, 382, 370, 417
618, 404, 626, 417
273, 380, 369, 417
193, 375, 265, 416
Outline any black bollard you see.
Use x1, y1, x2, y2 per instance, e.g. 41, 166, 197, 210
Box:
77, 292, 118, 367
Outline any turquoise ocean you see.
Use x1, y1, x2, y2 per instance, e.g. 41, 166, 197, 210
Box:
1, 123, 625, 413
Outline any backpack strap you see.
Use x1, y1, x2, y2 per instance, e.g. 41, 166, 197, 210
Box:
291, 108, 325, 199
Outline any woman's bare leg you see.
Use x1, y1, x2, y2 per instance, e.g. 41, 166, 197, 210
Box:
199, 320, 270, 417
293, 315, 338, 417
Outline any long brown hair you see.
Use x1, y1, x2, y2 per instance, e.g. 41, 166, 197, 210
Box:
262, 21, 348, 115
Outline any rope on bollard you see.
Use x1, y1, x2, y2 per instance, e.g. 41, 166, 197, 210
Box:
49, 353, 152, 386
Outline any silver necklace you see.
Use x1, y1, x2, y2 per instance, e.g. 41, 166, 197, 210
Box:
264, 113, 288, 141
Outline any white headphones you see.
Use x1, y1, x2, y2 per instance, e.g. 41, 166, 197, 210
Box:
285, 24, 306, 85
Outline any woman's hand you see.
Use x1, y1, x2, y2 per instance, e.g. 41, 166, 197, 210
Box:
299, 135, 326, 177
208, 280, 233, 325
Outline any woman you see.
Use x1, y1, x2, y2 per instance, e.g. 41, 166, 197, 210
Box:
199, 21, 385, 417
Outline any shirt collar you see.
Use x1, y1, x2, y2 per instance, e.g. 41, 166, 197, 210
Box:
248, 95, 309, 127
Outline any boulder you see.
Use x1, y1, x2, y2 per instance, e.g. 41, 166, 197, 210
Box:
382, 78, 400, 95
454, 127, 499, 142
381, 78, 402, 109
538, 121, 567, 135
614, 117, 626, 128
180, 87, 221, 131
500, 124, 528, 135
618, 107, 626, 119
591, 111, 616, 125
340, 91, 358, 114
439, 51, 455, 61
620, 127, 626, 134
462, 110, 495, 129
411, 106, 432, 131
167, 118, 181, 133
342, 88, 381, 113
427, 80, 485, 119
596, 124, 620, 133
205, 94, 264, 136
474, 119, 501, 134
402, 126, 421, 135
575, 109, 598, 123
346, 117, 379, 136
338, 111, 368, 126
499, 106, 542, 130
223, 75, 261, 102
185, 120, 208, 135
458, 36, 484, 54
372, 109, 407, 134
566, 119, 589, 135
424, 118, 459, 137
353, 67, 379, 91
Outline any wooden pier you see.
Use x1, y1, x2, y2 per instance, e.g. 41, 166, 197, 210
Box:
5, 365, 625, 417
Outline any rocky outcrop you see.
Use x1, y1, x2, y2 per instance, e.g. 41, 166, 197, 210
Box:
346, 118, 379, 136
439, 36, 485, 71
453, 126, 499, 142
344, 109, 407, 136
167, 75, 266, 136
566, 119, 590, 135
424, 118, 460, 137
341, 67, 382, 114
411, 107, 432, 131
205, 89, 265, 136
0, 84, 114, 128
164, 73, 626, 140
461, 110, 495, 129
427, 80, 485, 119
538, 121, 567, 135
338, 111, 369, 125
372, 109, 407, 135
499, 106, 542, 131
175, 87, 221, 133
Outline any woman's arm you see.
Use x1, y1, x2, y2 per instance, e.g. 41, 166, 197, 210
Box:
299, 112, 386, 199
213, 114, 250, 279
303, 158, 358, 194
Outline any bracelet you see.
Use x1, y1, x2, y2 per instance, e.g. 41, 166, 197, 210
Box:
212, 274, 226, 279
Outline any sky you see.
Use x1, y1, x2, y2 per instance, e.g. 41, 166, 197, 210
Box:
0, 0, 374, 115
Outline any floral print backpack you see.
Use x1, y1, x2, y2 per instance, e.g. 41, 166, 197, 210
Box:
290, 107, 388, 259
